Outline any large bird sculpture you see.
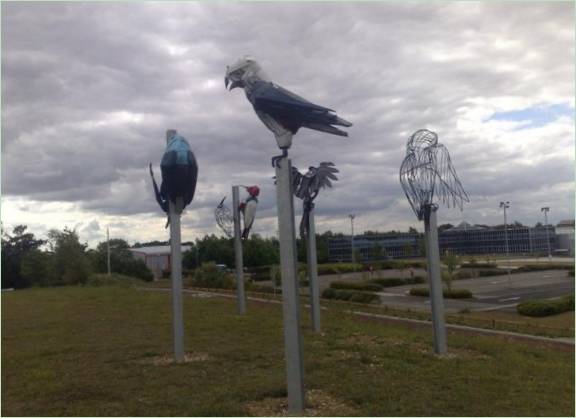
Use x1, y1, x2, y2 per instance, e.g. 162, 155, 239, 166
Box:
150, 132, 198, 227
225, 56, 352, 165
291, 162, 339, 238
399, 129, 469, 220
214, 196, 234, 238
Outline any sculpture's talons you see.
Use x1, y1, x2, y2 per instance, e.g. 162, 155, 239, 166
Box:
271, 149, 289, 167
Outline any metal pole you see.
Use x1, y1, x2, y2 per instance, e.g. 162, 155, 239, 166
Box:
276, 157, 305, 413
542, 207, 552, 260
423, 205, 447, 355
232, 186, 246, 315
169, 197, 185, 362
307, 208, 321, 333
106, 226, 111, 276
349, 214, 356, 268
500, 201, 511, 284
166, 129, 184, 363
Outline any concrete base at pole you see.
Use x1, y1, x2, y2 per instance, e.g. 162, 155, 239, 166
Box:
423, 205, 448, 355
307, 209, 321, 333
275, 157, 305, 414
169, 197, 185, 362
232, 186, 246, 315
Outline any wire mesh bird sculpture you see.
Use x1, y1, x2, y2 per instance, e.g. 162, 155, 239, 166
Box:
150, 132, 198, 227
291, 162, 339, 238
399, 129, 469, 220
214, 197, 234, 238
239, 186, 260, 240
225, 56, 352, 166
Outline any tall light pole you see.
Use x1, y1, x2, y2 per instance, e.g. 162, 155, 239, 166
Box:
541, 207, 552, 260
349, 214, 356, 268
106, 226, 111, 276
499, 201, 511, 283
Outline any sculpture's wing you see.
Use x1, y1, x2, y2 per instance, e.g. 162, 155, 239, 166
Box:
311, 162, 339, 192
249, 81, 334, 113
426, 144, 469, 211
399, 153, 427, 220
214, 196, 234, 238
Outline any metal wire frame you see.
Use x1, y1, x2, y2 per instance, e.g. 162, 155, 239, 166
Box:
214, 196, 234, 238
400, 129, 469, 220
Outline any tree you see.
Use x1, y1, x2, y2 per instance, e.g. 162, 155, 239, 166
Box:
20, 250, 52, 287
408, 227, 418, 234
371, 243, 384, 261
92, 239, 153, 281
1, 225, 46, 289
46, 228, 92, 286
442, 251, 459, 291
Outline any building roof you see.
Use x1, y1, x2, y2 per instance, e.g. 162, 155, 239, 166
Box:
557, 220, 575, 227
129, 245, 192, 256
444, 221, 487, 233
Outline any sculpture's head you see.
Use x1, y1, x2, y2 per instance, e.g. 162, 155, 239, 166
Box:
245, 185, 260, 197
406, 129, 438, 153
225, 56, 264, 90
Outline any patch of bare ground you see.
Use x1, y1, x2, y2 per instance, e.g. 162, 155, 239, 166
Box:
136, 352, 210, 366
245, 389, 357, 416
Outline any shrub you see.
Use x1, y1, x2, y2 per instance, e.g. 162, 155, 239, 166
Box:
186, 262, 235, 289
317, 263, 362, 275
461, 263, 497, 269
321, 288, 379, 304
517, 295, 574, 317
477, 269, 506, 277
516, 263, 574, 272
454, 270, 479, 280
368, 276, 425, 287
85, 273, 144, 287
409, 287, 472, 298
330, 281, 383, 292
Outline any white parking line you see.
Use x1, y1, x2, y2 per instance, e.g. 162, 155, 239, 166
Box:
498, 296, 520, 302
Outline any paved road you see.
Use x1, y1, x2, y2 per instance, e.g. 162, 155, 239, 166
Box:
376, 270, 573, 313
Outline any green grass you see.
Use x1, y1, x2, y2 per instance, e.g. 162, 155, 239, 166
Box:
2, 287, 574, 416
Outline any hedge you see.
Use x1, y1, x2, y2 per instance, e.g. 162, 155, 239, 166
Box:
368, 276, 425, 287
409, 287, 473, 299
517, 295, 574, 317
330, 281, 383, 292
516, 263, 574, 272
461, 263, 497, 269
321, 288, 380, 304
317, 263, 363, 275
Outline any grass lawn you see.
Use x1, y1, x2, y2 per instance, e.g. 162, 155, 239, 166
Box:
2, 286, 574, 416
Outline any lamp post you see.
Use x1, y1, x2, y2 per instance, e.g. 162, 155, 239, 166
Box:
541, 207, 552, 260
499, 201, 511, 284
349, 214, 356, 269
106, 226, 111, 276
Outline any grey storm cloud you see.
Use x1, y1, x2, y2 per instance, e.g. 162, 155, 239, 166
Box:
1, 1, 574, 243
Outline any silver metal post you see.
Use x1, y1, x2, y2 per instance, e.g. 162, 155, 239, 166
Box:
106, 226, 111, 276
307, 208, 321, 333
232, 186, 246, 315
423, 205, 447, 355
500, 201, 511, 284
542, 207, 552, 260
169, 197, 185, 362
349, 214, 356, 269
276, 157, 305, 413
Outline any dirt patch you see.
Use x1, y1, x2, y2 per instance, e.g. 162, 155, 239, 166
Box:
245, 389, 357, 416
136, 352, 210, 366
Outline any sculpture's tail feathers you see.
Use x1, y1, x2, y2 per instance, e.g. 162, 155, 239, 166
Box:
304, 122, 348, 137
333, 116, 352, 127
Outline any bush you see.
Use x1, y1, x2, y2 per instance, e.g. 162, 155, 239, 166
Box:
85, 273, 145, 287
409, 287, 473, 298
517, 295, 574, 317
461, 263, 497, 269
185, 262, 235, 289
454, 270, 479, 279
317, 263, 362, 275
330, 281, 383, 292
368, 276, 425, 287
321, 288, 379, 304
477, 269, 506, 277
516, 263, 574, 272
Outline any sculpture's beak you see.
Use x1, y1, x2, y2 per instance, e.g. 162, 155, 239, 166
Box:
218, 196, 226, 207
225, 77, 241, 90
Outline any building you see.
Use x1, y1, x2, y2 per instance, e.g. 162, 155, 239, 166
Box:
555, 220, 575, 256
327, 222, 557, 262
129, 245, 192, 279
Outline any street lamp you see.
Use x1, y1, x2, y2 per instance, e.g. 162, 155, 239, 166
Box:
499, 201, 511, 283
349, 214, 356, 268
541, 207, 552, 260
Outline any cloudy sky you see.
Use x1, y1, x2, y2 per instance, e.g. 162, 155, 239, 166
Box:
2, 1, 574, 247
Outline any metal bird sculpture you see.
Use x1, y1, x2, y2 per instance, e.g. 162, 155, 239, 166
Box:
399, 129, 469, 220
291, 162, 339, 238
225, 56, 352, 165
214, 197, 234, 238
150, 132, 198, 227
239, 185, 260, 240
